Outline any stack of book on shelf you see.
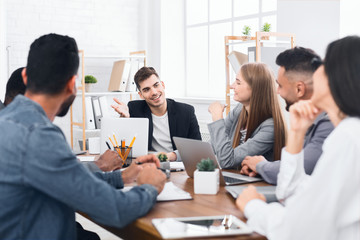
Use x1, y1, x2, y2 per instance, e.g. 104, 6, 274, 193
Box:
108, 59, 144, 92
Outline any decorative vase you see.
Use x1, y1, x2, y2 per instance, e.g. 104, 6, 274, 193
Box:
194, 169, 219, 195
160, 161, 171, 179
85, 83, 91, 92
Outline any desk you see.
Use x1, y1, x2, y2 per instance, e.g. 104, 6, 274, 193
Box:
90, 171, 268, 240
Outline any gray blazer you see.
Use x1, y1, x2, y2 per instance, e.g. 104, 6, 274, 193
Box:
256, 112, 334, 185
208, 103, 275, 169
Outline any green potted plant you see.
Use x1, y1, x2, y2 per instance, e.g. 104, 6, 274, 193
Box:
84, 75, 97, 92
261, 22, 271, 40
194, 158, 219, 194
158, 153, 170, 178
261, 22, 271, 32
242, 25, 252, 40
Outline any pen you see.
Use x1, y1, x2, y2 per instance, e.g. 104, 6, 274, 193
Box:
106, 141, 111, 150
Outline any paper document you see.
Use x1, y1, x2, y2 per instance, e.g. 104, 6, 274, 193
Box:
170, 162, 185, 171
122, 182, 192, 202
77, 156, 95, 162
157, 182, 192, 201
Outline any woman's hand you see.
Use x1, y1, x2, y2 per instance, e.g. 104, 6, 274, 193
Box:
286, 100, 321, 154
208, 102, 226, 121
236, 185, 266, 213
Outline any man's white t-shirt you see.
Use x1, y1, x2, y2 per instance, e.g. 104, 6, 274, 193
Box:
151, 112, 173, 153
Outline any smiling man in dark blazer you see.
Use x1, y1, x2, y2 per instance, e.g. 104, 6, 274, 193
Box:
112, 67, 201, 161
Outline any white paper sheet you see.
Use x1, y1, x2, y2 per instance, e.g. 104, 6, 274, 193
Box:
77, 156, 95, 162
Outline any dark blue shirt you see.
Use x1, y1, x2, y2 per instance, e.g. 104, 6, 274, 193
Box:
0, 95, 158, 240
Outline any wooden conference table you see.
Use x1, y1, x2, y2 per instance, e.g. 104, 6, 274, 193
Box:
85, 170, 268, 240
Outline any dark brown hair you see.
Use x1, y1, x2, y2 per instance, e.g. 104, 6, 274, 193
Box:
134, 67, 159, 90
232, 63, 286, 161
325, 36, 360, 117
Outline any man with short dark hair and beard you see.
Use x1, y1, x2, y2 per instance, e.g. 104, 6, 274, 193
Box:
0, 33, 166, 240
112, 66, 201, 161
240, 47, 334, 185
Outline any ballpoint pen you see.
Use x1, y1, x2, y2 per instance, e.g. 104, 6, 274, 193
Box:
106, 141, 111, 150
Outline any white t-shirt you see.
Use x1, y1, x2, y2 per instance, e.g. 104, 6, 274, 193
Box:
151, 112, 173, 153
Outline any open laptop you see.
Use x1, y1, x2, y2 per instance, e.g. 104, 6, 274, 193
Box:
173, 137, 262, 186
100, 117, 148, 157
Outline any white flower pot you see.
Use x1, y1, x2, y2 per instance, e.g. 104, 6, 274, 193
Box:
85, 83, 91, 92
194, 169, 219, 195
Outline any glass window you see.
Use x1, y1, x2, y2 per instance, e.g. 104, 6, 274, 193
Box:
262, 0, 277, 12
234, 0, 259, 17
186, 0, 208, 25
209, 0, 232, 21
185, 0, 277, 98
209, 22, 232, 98
186, 26, 209, 97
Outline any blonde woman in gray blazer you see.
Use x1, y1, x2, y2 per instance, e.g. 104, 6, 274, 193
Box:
208, 63, 286, 169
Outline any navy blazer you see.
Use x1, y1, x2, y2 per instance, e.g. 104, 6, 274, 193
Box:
128, 99, 202, 151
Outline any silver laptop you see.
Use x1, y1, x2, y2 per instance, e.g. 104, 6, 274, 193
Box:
100, 117, 148, 157
173, 137, 262, 186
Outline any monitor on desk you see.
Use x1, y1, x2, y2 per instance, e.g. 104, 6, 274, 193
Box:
100, 117, 148, 157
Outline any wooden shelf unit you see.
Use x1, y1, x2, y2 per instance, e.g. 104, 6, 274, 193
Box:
224, 32, 296, 115
70, 50, 146, 150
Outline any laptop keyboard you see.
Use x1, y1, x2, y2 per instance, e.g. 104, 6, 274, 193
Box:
223, 176, 247, 184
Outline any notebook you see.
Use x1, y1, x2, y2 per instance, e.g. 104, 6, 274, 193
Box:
100, 117, 148, 157
173, 137, 262, 186
122, 182, 192, 202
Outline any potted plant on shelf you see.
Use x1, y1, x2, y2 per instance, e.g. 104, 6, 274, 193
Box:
158, 153, 170, 178
194, 158, 219, 195
84, 75, 97, 92
242, 25, 252, 41
261, 22, 271, 40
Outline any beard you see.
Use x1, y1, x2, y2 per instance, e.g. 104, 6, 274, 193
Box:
57, 94, 76, 117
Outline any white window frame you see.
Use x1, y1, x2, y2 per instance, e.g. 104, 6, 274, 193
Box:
184, 0, 277, 98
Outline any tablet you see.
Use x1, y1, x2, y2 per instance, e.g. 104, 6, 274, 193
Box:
152, 215, 252, 239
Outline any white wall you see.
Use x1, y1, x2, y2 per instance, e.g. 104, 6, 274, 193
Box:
4, 0, 147, 144
0, 0, 7, 102
144, 0, 161, 72
160, 0, 185, 98
277, 0, 340, 57
340, 0, 360, 37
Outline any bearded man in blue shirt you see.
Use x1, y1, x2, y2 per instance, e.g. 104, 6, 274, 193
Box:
0, 33, 166, 240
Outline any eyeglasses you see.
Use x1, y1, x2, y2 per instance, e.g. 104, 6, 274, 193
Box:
311, 57, 323, 71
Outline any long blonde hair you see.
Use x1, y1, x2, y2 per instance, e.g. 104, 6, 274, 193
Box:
232, 63, 286, 161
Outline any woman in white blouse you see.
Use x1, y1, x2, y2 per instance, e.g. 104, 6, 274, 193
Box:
236, 36, 360, 240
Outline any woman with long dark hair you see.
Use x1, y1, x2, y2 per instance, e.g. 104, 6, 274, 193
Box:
208, 63, 286, 169
236, 36, 360, 239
